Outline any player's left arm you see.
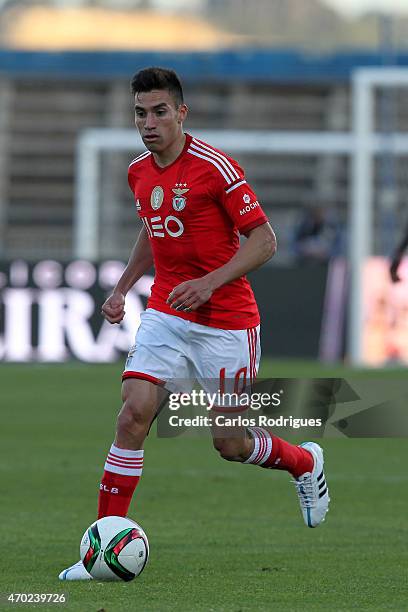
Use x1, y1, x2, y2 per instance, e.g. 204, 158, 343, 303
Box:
168, 222, 276, 311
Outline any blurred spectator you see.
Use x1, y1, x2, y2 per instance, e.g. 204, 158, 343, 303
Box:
292, 205, 342, 264
390, 219, 408, 283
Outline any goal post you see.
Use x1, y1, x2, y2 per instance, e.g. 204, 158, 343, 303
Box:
350, 68, 408, 366
74, 68, 408, 365
74, 129, 354, 262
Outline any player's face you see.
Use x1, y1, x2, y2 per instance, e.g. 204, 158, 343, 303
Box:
134, 90, 188, 153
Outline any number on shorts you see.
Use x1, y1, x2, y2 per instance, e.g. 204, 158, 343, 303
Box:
219, 367, 247, 395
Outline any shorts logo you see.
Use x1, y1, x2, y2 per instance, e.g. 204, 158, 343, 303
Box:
243, 194, 251, 204
172, 184, 189, 212
151, 186, 164, 210
135, 198, 141, 211
125, 344, 136, 367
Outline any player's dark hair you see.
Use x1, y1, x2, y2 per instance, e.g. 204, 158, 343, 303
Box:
130, 67, 184, 108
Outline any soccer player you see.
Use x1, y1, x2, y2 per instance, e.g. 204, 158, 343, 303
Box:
59, 67, 330, 580
390, 220, 408, 282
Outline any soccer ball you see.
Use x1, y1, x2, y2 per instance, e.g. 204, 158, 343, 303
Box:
80, 516, 149, 581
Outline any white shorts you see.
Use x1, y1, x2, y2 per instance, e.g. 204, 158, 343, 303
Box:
123, 308, 260, 398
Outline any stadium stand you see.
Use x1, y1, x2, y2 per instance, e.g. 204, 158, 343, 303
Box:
1, 50, 408, 260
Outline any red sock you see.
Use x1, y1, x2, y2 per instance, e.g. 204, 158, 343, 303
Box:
244, 427, 313, 478
97, 445, 144, 518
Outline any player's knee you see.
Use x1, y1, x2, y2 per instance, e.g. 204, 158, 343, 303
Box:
213, 438, 242, 462
116, 398, 151, 437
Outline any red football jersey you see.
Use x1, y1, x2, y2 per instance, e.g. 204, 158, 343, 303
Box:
127, 133, 269, 330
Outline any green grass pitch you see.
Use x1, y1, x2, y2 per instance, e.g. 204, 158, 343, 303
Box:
1, 360, 407, 611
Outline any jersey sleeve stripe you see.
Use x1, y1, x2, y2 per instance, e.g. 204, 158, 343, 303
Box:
142, 217, 153, 238
130, 150, 150, 163
128, 151, 151, 168
192, 138, 241, 181
190, 140, 239, 183
187, 148, 232, 184
225, 179, 247, 194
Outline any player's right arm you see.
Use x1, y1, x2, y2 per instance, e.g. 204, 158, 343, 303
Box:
102, 226, 153, 324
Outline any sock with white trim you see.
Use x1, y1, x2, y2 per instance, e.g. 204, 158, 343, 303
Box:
97, 444, 144, 518
244, 427, 313, 478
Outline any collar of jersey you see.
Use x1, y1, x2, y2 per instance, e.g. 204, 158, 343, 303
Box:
150, 133, 192, 173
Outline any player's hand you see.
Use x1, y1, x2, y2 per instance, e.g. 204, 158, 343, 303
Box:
101, 292, 126, 324
167, 277, 213, 312
390, 257, 401, 283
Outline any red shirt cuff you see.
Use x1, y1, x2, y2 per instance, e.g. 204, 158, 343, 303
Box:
238, 216, 269, 236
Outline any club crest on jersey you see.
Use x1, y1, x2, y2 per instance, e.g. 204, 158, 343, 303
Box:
151, 186, 164, 210
172, 184, 189, 211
